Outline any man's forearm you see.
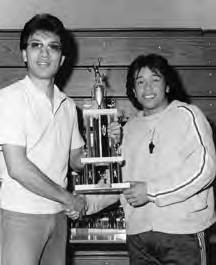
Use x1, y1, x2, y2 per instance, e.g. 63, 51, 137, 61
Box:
8, 155, 73, 207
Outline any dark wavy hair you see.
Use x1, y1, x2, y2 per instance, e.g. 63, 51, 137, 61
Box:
126, 53, 190, 110
20, 13, 69, 56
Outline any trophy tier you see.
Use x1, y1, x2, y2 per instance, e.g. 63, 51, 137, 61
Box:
75, 182, 131, 194
81, 156, 123, 165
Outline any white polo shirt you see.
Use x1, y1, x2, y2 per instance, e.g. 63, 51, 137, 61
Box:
0, 76, 84, 214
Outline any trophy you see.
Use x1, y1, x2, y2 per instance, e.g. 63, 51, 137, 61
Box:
74, 61, 130, 193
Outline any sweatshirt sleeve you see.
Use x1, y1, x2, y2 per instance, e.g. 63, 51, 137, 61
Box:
147, 105, 216, 207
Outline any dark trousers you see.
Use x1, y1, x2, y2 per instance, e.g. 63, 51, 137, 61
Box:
127, 231, 206, 265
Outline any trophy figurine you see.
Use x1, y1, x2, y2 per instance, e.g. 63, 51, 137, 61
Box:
74, 61, 130, 193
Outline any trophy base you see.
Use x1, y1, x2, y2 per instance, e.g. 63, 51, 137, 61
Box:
74, 182, 130, 194
70, 228, 126, 243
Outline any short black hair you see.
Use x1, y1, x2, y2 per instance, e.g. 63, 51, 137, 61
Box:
126, 53, 190, 110
20, 13, 68, 56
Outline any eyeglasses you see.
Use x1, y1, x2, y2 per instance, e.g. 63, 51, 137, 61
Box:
27, 41, 62, 54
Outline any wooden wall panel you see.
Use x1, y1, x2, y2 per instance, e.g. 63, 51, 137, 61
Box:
178, 68, 216, 96
0, 33, 23, 66
192, 98, 216, 122
0, 68, 25, 88
1, 31, 216, 66
75, 36, 212, 66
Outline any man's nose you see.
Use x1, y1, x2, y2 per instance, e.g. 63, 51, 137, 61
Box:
40, 45, 49, 56
144, 81, 153, 91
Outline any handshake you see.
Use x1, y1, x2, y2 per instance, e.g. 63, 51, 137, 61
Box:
63, 192, 86, 220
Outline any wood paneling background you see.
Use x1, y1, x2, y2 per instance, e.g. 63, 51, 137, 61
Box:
0, 29, 216, 127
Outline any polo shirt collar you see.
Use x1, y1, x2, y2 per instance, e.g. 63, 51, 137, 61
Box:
22, 75, 67, 114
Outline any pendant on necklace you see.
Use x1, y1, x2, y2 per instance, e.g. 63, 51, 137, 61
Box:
149, 141, 155, 154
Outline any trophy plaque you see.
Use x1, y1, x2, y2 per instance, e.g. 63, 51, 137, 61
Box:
74, 62, 130, 194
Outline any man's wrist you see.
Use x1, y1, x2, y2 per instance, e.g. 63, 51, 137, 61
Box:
62, 190, 74, 206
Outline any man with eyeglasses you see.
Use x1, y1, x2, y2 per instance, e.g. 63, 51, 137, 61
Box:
0, 13, 86, 265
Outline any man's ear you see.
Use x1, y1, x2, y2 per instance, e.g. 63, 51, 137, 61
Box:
133, 88, 137, 97
165, 85, 170, 93
60, 55, 65, 66
22, 50, 27, 63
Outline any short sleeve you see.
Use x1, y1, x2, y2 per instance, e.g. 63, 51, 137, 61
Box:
69, 100, 84, 150
0, 88, 26, 146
